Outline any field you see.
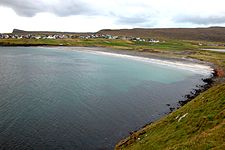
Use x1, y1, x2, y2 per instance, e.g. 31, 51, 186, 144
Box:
0, 38, 225, 50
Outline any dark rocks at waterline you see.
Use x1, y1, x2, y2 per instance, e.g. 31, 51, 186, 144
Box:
179, 76, 215, 106
169, 107, 175, 112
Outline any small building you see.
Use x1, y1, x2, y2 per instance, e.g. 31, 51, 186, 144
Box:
47, 35, 56, 39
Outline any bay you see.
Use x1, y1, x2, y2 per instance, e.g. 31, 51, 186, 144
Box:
0, 47, 211, 149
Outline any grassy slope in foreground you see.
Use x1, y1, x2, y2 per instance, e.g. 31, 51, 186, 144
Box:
116, 83, 225, 150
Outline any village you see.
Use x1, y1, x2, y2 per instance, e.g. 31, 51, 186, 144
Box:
0, 33, 160, 43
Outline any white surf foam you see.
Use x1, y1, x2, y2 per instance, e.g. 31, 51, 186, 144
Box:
60, 47, 214, 77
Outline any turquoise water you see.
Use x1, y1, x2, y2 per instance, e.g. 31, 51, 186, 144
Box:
0, 47, 208, 149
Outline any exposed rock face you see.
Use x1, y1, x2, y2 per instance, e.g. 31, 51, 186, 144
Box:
12, 29, 27, 34
215, 68, 225, 77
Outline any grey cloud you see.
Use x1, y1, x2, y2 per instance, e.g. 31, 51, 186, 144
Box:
0, 0, 96, 17
174, 15, 225, 25
50, 0, 96, 17
0, 0, 157, 27
110, 10, 157, 26
0, 0, 43, 17
117, 16, 149, 24
116, 16, 156, 27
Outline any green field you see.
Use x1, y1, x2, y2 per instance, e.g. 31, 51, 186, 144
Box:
0, 38, 225, 150
0, 38, 224, 51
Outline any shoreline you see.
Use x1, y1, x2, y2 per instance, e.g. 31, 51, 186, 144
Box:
202, 48, 225, 53
85, 50, 213, 75
66, 47, 217, 138
0, 45, 220, 148
115, 73, 221, 149
2, 45, 214, 70
1, 45, 217, 108
60, 47, 218, 148
56, 46, 214, 76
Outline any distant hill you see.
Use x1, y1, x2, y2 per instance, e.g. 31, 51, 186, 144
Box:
97, 27, 225, 42
12, 29, 93, 36
12, 29, 27, 34
12, 27, 225, 42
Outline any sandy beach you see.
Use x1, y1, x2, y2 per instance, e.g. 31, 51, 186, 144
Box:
57, 46, 214, 76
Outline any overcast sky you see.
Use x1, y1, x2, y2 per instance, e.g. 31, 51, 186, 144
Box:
1, 0, 225, 33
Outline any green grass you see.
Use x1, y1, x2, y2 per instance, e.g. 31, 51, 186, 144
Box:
116, 83, 225, 150
133, 40, 199, 51
0, 38, 132, 47
1, 38, 224, 52
0, 38, 210, 51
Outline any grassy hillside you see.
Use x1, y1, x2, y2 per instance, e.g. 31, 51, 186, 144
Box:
98, 27, 225, 42
9, 27, 225, 42
116, 83, 225, 150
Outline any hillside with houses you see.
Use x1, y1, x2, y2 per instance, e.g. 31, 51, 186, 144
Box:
0, 29, 160, 43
